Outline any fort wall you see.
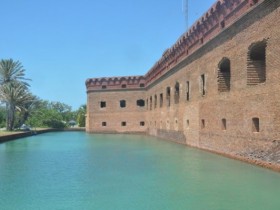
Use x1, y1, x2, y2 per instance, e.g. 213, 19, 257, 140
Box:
86, 0, 280, 170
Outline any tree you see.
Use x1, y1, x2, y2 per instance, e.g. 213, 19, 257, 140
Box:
0, 59, 31, 130
0, 59, 30, 86
0, 83, 35, 130
77, 104, 86, 127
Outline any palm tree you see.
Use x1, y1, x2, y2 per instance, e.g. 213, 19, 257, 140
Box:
0, 83, 35, 131
0, 59, 31, 130
0, 59, 30, 86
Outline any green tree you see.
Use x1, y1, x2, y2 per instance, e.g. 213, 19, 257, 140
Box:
0, 83, 35, 130
77, 104, 86, 127
0, 59, 31, 130
0, 59, 30, 86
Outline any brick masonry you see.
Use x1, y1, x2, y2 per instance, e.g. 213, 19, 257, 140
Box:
86, 0, 280, 170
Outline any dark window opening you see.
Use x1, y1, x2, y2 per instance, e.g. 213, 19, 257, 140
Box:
200, 37, 204, 44
220, 20, 225, 28
186, 120, 190, 128
121, 121, 126, 126
102, 85, 107, 89
247, 41, 267, 85
218, 58, 231, 92
120, 100, 126, 108
186, 81, 190, 101
137, 99, 145, 107
140, 121, 145, 126
102, 122, 107, 127
174, 82, 180, 104
146, 99, 148, 110
201, 74, 206, 96
154, 95, 157, 109
121, 84, 127, 88
100, 101, 106, 108
166, 87, 171, 107
139, 83, 145, 87
222, 118, 226, 130
160, 93, 163, 107
201, 119, 205, 129
150, 96, 152, 110
252, 118, 260, 132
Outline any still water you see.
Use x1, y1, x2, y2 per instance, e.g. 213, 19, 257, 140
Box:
0, 132, 280, 210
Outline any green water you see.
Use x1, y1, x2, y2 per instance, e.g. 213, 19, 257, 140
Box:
0, 132, 280, 210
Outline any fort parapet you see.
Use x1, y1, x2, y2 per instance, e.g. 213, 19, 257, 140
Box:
86, 0, 280, 171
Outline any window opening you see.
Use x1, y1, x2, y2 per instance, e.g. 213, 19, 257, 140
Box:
247, 41, 267, 85
160, 93, 163, 107
201, 119, 205, 129
100, 101, 106, 108
166, 87, 171, 107
218, 58, 231, 92
174, 82, 180, 104
137, 99, 145, 107
121, 121, 126, 126
186, 81, 190, 101
222, 118, 226, 130
252, 118, 260, 132
120, 100, 126, 108
200, 75, 206, 96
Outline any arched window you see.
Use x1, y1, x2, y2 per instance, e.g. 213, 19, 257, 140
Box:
247, 40, 267, 85
218, 57, 231, 92
174, 82, 180, 104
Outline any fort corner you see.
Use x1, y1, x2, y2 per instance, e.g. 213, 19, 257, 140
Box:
86, 0, 280, 170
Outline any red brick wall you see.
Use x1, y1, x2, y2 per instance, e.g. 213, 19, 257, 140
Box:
86, 0, 280, 166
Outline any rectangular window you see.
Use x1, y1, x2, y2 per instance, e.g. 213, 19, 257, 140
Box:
160, 93, 163, 107
100, 101, 106, 108
201, 74, 206, 96
252, 118, 259, 132
222, 118, 226, 130
121, 121, 126, 126
186, 81, 190, 101
150, 97, 152, 110
102, 85, 107, 89
186, 119, 189, 128
121, 84, 127, 88
102, 122, 107, 127
154, 95, 157, 109
140, 121, 145, 126
120, 100, 126, 108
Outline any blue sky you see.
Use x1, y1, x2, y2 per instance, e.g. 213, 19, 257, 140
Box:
0, 0, 216, 110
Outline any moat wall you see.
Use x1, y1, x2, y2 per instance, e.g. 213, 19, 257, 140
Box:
86, 0, 280, 170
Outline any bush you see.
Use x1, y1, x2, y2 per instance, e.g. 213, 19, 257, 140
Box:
43, 119, 66, 129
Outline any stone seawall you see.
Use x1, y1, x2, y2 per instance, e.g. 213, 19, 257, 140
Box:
0, 128, 86, 144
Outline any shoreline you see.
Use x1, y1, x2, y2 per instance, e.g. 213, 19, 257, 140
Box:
0, 128, 85, 144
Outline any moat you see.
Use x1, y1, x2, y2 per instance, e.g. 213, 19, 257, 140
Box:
0, 132, 280, 209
